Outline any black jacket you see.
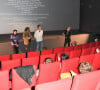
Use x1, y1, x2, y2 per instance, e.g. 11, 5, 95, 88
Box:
64, 30, 71, 42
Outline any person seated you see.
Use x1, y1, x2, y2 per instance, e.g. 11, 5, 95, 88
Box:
36, 58, 53, 79
96, 48, 100, 53
94, 37, 99, 42
71, 41, 77, 46
60, 70, 77, 79
43, 47, 48, 50
78, 62, 93, 74
58, 53, 69, 62
60, 62, 93, 80
43, 58, 53, 64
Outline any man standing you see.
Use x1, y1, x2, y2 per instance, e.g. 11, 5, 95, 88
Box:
34, 25, 43, 51
63, 26, 71, 47
10, 30, 19, 54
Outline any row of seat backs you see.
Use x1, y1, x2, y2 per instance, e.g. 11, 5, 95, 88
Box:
0, 62, 60, 90
0, 44, 99, 63
1, 45, 100, 63
0, 41, 100, 61
0, 65, 37, 90
0, 53, 56, 70
1, 52, 100, 71
0, 55, 100, 90
35, 70, 100, 90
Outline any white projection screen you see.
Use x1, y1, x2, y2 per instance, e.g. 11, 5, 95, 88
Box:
0, 0, 80, 34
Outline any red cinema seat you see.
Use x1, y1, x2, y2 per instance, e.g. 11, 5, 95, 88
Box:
61, 58, 79, 74
12, 53, 26, 60
64, 46, 74, 52
82, 43, 90, 49
74, 45, 82, 50
41, 49, 53, 55
71, 70, 100, 90
37, 62, 60, 84
81, 48, 93, 56
80, 54, 94, 65
1, 59, 21, 70
92, 53, 100, 70
0, 55, 10, 61
95, 80, 100, 90
53, 47, 64, 54
90, 42, 96, 47
36, 78, 72, 90
56, 51, 70, 61
96, 41, 100, 46
22, 57, 39, 67
27, 51, 40, 58
21, 88, 31, 90
70, 49, 81, 58
12, 66, 37, 90
0, 70, 9, 90
40, 54, 56, 64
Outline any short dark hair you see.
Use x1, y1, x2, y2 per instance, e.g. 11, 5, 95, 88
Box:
43, 57, 53, 64
25, 27, 30, 32
61, 53, 69, 61
37, 25, 41, 28
13, 29, 17, 32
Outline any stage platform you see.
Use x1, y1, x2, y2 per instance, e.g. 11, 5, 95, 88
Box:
0, 33, 91, 55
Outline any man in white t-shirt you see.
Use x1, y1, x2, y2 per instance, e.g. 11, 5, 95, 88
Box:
34, 25, 43, 51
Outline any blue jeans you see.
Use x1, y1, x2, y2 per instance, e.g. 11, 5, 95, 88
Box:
36, 41, 43, 51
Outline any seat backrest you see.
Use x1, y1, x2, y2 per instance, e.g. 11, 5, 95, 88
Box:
92, 53, 100, 70
1, 59, 21, 70
22, 57, 39, 67
61, 58, 79, 74
70, 49, 81, 58
95, 80, 100, 90
12, 53, 26, 60
41, 49, 53, 55
0, 55, 10, 61
81, 48, 93, 56
36, 78, 72, 90
37, 62, 60, 84
74, 45, 82, 50
90, 42, 96, 47
12, 65, 37, 90
71, 70, 100, 90
96, 41, 100, 46
82, 43, 90, 49
21, 88, 31, 90
40, 54, 56, 64
80, 54, 94, 65
27, 51, 40, 58
0, 70, 9, 90
64, 46, 74, 52
53, 47, 64, 54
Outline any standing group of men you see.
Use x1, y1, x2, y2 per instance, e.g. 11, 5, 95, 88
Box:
10, 25, 71, 54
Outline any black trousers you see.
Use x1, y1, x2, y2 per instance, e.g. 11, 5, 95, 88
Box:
64, 40, 70, 47
13, 45, 19, 54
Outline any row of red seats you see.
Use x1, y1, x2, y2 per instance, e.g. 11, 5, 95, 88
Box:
0, 44, 99, 63
1, 61, 100, 90
0, 41, 100, 89
0, 41, 100, 61
36, 70, 100, 90
1, 52, 100, 71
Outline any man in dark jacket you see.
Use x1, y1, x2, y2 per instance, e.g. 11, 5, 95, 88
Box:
63, 26, 71, 47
